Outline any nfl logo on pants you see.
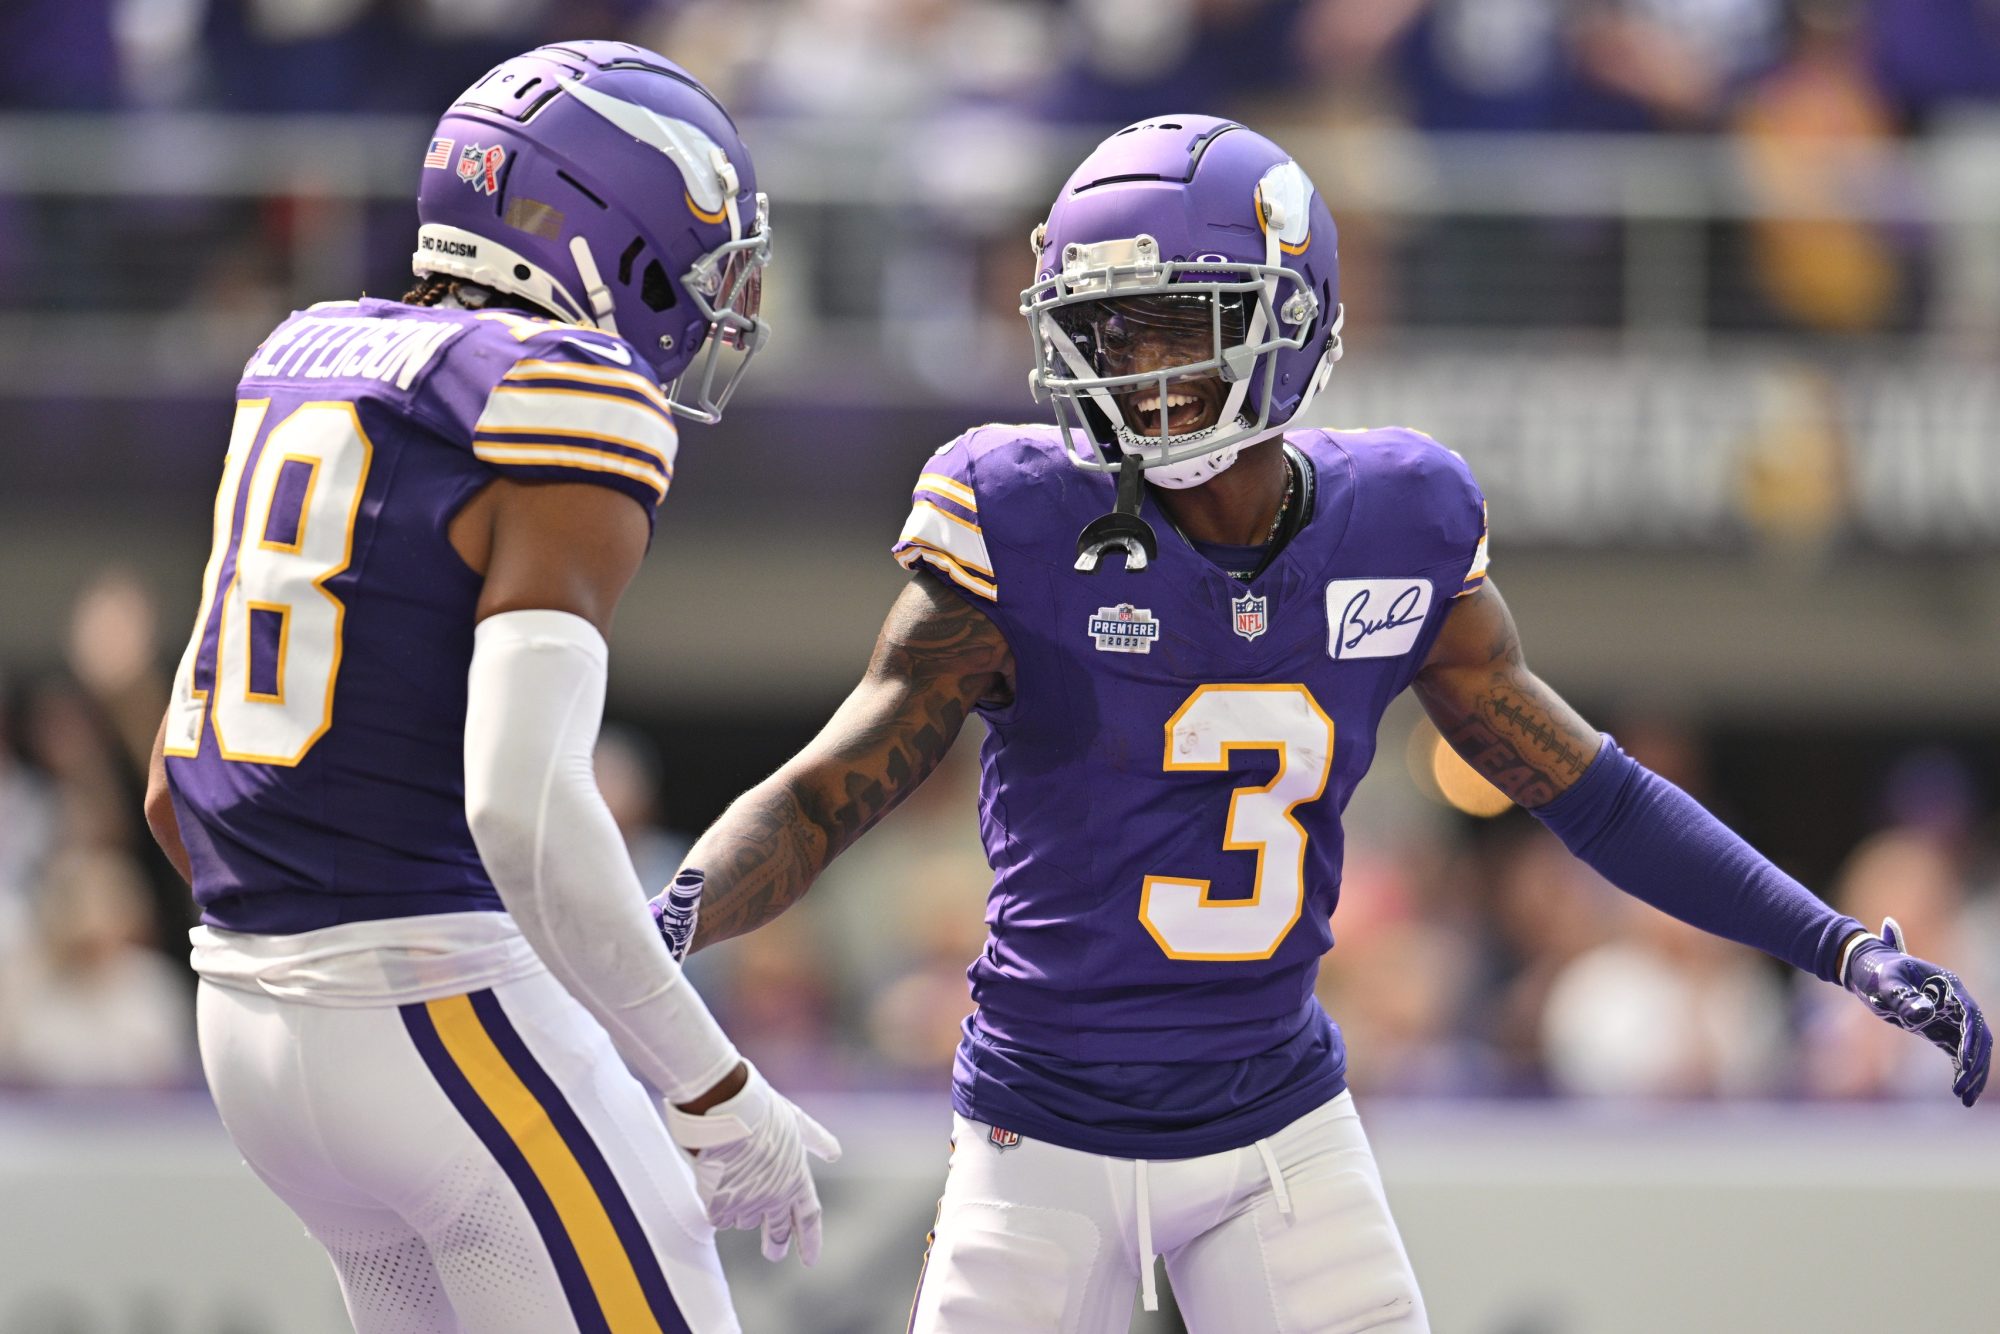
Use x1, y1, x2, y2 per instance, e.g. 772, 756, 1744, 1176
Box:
1232, 591, 1267, 642
988, 1125, 1021, 1151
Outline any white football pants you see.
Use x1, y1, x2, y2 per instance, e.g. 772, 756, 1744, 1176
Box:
910, 1093, 1426, 1334
196, 942, 738, 1334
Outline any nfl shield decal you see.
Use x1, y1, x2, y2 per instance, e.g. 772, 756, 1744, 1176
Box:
457, 143, 506, 195
1231, 590, 1268, 642
988, 1125, 1021, 1151
1088, 604, 1159, 654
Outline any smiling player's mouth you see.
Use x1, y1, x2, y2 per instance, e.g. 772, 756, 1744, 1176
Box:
1122, 381, 1220, 436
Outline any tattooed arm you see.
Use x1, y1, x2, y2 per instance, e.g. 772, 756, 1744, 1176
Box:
683, 573, 1014, 952
1415, 577, 1871, 987
1412, 580, 1595, 808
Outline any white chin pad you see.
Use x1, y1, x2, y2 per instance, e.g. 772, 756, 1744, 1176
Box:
1134, 442, 1244, 489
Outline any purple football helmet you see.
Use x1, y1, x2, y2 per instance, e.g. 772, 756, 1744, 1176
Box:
1022, 116, 1343, 487
414, 40, 769, 421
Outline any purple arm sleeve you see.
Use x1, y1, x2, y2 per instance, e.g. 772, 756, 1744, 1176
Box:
1532, 736, 1864, 982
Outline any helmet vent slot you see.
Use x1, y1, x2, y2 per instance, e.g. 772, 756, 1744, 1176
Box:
618, 235, 645, 285
517, 88, 561, 120
640, 260, 677, 312
1074, 172, 1167, 194
557, 170, 607, 210
1185, 123, 1239, 176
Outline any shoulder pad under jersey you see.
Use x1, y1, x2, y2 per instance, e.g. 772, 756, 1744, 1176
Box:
446, 311, 678, 514
1307, 425, 1489, 597
889, 424, 1073, 603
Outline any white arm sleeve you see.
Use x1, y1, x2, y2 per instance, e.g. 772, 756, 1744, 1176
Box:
464, 608, 739, 1103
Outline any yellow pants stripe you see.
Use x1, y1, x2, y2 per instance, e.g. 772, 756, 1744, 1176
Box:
426, 995, 665, 1334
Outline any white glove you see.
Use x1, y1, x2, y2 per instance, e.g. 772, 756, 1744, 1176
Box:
664, 1062, 842, 1264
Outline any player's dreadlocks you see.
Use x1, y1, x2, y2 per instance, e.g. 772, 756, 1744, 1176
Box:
401, 273, 553, 318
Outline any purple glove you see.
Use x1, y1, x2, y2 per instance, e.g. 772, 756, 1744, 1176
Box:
650, 868, 704, 963
1843, 917, 1991, 1107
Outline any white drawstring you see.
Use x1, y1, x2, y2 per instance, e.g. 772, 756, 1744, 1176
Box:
1135, 1157, 1159, 1312
1255, 1138, 1294, 1222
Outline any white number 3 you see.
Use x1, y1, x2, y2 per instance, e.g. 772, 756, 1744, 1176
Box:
1141, 684, 1335, 961
165, 400, 372, 766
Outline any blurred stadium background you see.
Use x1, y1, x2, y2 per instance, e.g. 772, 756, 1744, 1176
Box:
3, 0, 2000, 1330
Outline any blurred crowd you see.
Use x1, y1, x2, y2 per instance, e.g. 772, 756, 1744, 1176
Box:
3, 0, 2000, 345
3, 570, 1996, 1106
0, 571, 197, 1091
8, 0, 1998, 130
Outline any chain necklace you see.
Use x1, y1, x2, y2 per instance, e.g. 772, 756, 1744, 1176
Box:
1157, 450, 1301, 583
1262, 455, 1297, 546
1160, 453, 1296, 549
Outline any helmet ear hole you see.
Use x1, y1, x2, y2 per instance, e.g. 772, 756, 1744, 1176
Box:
640, 259, 678, 312
615, 235, 679, 313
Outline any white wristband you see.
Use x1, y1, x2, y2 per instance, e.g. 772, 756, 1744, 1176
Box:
1839, 930, 1879, 986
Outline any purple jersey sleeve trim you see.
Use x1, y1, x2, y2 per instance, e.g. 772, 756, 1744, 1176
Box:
1533, 736, 1863, 982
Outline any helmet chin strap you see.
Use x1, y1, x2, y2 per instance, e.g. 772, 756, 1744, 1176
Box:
569, 236, 620, 335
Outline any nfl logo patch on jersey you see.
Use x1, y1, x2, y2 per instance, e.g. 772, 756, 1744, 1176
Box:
1088, 604, 1159, 654
1231, 591, 1268, 642
988, 1126, 1022, 1151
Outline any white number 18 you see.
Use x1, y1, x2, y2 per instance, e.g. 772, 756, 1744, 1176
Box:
164, 399, 372, 767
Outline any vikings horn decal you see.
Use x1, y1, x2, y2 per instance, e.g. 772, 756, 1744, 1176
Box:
558, 77, 739, 230
1257, 161, 1314, 255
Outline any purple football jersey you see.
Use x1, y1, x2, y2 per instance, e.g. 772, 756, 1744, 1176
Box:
164, 299, 676, 934
892, 424, 1488, 1158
